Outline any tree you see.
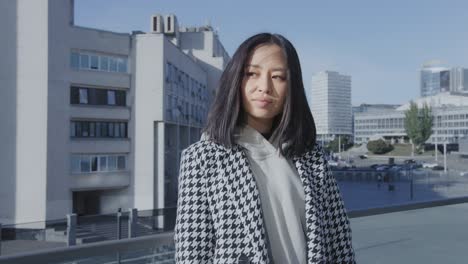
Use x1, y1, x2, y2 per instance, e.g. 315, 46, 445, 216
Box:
326, 135, 353, 153
404, 101, 433, 153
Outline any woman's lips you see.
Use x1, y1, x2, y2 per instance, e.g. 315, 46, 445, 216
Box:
253, 99, 272, 108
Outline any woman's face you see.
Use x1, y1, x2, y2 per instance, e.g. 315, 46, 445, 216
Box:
241, 44, 288, 133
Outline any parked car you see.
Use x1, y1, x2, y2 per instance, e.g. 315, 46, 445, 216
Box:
389, 165, 403, 171
404, 159, 417, 164
422, 162, 439, 169
359, 154, 368, 159
376, 165, 390, 171
328, 161, 339, 167
432, 165, 445, 171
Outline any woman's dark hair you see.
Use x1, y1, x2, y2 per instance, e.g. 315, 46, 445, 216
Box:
203, 33, 316, 158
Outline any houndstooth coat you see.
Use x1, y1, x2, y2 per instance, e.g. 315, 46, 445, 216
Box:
174, 139, 355, 264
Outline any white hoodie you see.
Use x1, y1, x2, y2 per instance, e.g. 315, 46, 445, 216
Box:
234, 125, 307, 264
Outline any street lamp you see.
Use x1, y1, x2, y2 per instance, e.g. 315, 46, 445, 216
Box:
443, 140, 447, 173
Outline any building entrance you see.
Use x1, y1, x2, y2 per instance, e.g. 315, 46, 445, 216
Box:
73, 191, 101, 216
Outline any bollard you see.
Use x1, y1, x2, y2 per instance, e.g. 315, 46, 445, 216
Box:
0, 223, 2, 256
128, 208, 138, 238
67, 214, 77, 246
117, 211, 122, 240
117, 209, 122, 263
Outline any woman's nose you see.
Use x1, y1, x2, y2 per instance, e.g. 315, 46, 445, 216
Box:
257, 75, 272, 94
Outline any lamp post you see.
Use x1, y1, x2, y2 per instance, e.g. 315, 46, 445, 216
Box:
443, 140, 447, 173
410, 165, 414, 200
338, 135, 341, 155
435, 128, 438, 162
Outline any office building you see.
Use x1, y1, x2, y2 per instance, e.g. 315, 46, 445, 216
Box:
0, 0, 229, 226
354, 93, 468, 145
310, 71, 352, 143
449, 67, 468, 94
420, 61, 450, 97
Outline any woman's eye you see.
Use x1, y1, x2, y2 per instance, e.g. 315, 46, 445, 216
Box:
245, 72, 257, 77
273, 75, 286, 80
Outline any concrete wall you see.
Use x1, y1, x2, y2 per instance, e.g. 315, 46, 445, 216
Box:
0, 0, 18, 225
132, 33, 212, 210
46, 0, 132, 220
180, 31, 228, 104
15, 0, 49, 227
132, 34, 165, 211
100, 188, 132, 214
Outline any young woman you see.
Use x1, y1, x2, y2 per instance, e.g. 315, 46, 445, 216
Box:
174, 33, 355, 264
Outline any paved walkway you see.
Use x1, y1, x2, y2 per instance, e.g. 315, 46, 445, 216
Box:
351, 203, 468, 264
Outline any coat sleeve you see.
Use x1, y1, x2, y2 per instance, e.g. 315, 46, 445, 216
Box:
321, 150, 356, 263
174, 146, 215, 263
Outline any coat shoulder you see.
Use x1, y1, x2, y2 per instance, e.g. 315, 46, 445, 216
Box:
298, 142, 327, 162
182, 139, 232, 162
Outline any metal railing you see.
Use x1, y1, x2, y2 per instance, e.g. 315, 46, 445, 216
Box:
0, 232, 175, 264
2, 198, 468, 263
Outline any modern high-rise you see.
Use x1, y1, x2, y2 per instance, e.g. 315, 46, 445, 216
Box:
450, 67, 468, 94
310, 71, 352, 143
420, 61, 450, 97
0, 0, 229, 227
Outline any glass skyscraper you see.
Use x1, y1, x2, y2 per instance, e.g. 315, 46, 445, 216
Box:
420, 62, 449, 97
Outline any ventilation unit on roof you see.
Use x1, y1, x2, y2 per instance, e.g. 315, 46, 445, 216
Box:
164, 14, 178, 35
151, 14, 164, 33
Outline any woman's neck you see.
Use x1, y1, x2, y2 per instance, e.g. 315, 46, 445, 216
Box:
246, 117, 272, 134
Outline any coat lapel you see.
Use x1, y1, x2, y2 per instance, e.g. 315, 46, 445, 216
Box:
217, 146, 270, 263
293, 146, 328, 263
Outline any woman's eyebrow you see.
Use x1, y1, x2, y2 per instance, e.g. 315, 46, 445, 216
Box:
245, 64, 287, 71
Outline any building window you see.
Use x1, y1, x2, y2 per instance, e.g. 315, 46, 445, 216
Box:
108, 156, 117, 171
79, 88, 88, 104
107, 90, 116, 105
100, 56, 109, 71
70, 50, 128, 73
91, 156, 98, 172
99, 156, 107, 171
80, 157, 91, 172
71, 86, 126, 106
90, 55, 99, 70
79, 54, 89, 69
117, 156, 126, 170
109, 58, 118, 72
71, 154, 127, 173
117, 58, 128, 73
165, 62, 171, 83
71, 121, 128, 138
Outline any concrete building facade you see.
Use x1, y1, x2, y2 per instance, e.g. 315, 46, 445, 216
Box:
0, 0, 228, 226
354, 93, 468, 145
310, 71, 352, 143
449, 67, 468, 94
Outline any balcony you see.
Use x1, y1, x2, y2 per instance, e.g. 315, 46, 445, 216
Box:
70, 171, 131, 190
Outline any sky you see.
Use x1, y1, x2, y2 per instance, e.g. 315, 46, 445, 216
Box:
75, 0, 468, 106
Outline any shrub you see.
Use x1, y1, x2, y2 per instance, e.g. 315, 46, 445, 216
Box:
367, 139, 394, 154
